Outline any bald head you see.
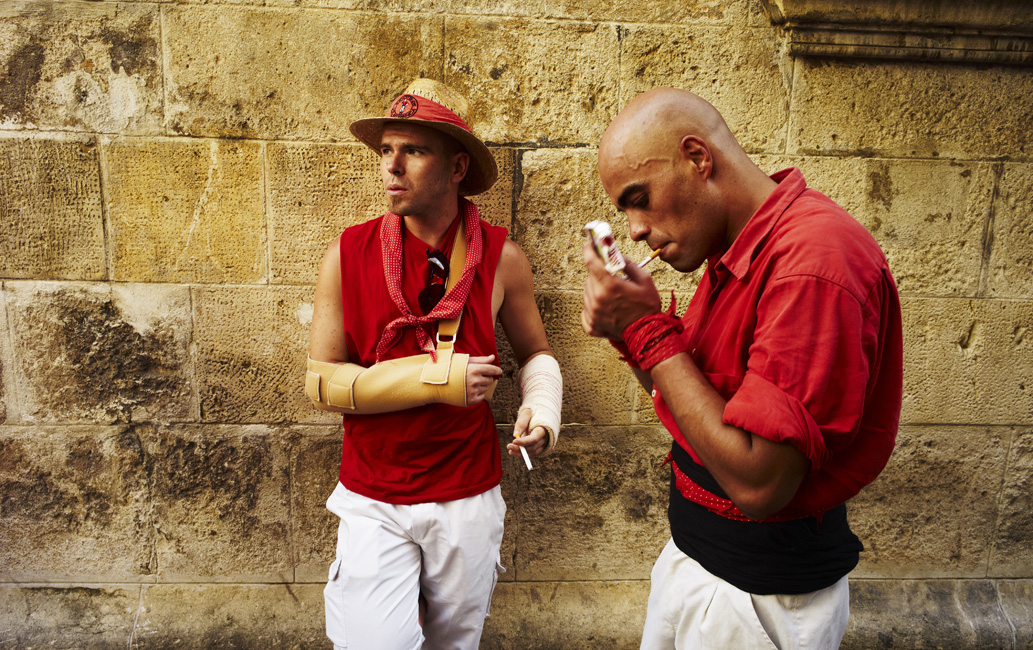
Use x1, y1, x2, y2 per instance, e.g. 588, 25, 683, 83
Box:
599, 88, 741, 180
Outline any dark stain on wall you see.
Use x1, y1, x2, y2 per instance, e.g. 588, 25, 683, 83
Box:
0, 427, 148, 533
154, 435, 264, 516
100, 19, 157, 77
0, 41, 45, 120
18, 290, 188, 423
868, 162, 896, 211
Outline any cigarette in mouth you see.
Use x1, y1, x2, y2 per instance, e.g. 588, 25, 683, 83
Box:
638, 249, 662, 268
519, 445, 533, 470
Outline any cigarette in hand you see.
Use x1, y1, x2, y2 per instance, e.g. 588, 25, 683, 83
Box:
519, 444, 533, 470
638, 249, 661, 268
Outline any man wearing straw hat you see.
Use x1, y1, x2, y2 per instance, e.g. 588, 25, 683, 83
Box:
306, 78, 563, 649
582, 88, 902, 649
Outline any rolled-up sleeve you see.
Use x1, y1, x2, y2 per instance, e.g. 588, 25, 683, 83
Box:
723, 274, 875, 473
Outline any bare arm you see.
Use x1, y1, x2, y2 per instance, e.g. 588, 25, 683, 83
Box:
581, 243, 807, 520
495, 240, 556, 458
310, 237, 349, 366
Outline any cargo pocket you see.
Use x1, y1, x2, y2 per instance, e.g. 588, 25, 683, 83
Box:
323, 558, 348, 647
485, 556, 506, 617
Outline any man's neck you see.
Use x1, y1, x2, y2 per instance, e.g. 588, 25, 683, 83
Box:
724, 164, 779, 245
403, 199, 462, 250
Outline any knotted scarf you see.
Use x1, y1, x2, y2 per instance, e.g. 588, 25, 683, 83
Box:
375, 198, 483, 362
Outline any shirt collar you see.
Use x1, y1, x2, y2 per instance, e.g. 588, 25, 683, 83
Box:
713, 167, 807, 281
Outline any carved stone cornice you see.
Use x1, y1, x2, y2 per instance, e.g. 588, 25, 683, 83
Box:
761, 0, 1033, 66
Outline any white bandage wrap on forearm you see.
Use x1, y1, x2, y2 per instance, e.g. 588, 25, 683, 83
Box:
517, 353, 562, 453
306, 353, 480, 414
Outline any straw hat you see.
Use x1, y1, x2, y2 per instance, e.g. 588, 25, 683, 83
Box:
350, 78, 498, 196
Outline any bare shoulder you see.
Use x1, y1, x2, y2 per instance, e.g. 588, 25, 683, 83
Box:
492, 238, 534, 320
497, 238, 533, 282
317, 235, 343, 283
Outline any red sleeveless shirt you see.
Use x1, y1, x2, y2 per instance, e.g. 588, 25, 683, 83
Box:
336, 212, 508, 505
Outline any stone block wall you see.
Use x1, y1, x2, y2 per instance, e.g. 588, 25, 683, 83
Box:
1, 1, 1031, 648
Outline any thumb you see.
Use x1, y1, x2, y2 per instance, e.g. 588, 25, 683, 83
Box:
621, 252, 651, 284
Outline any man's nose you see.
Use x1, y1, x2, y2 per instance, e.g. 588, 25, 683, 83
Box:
628, 214, 649, 242
384, 152, 404, 175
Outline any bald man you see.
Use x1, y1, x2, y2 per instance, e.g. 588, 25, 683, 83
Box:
582, 89, 903, 649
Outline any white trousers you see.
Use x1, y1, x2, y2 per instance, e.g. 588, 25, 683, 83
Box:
323, 481, 506, 650
640, 539, 850, 650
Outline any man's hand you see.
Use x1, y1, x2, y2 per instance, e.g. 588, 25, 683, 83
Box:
508, 407, 549, 458
467, 355, 502, 405
581, 241, 663, 340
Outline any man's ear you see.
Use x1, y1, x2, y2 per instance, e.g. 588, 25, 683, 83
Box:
452, 151, 470, 185
679, 136, 713, 179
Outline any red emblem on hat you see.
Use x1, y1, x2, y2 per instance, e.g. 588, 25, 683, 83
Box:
390, 94, 419, 119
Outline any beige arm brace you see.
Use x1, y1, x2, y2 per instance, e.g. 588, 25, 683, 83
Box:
306, 219, 501, 414
517, 353, 563, 453
306, 350, 475, 413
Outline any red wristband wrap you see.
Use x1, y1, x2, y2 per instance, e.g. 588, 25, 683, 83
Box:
622, 301, 686, 372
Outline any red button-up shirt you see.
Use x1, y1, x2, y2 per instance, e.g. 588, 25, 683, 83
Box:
655, 168, 903, 519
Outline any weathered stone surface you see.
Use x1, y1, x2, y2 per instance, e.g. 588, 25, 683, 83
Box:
515, 148, 613, 290
850, 426, 1009, 578
619, 24, 791, 154
845, 580, 1013, 650
105, 138, 266, 283
527, 292, 637, 425
0, 137, 106, 280
988, 163, 1033, 299
445, 18, 620, 145
120, 0, 753, 25
790, 59, 1033, 160
134, 584, 325, 649
0, 585, 139, 650
0, 425, 152, 582
482, 580, 650, 650
267, 143, 513, 284
0, 2, 162, 134
194, 285, 312, 423
5, 282, 192, 424
998, 580, 1033, 649
0, 287, 10, 424
163, 7, 443, 141
990, 428, 1033, 577
148, 424, 292, 582
512, 424, 670, 581
292, 426, 342, 582
790, 157, 994, 297
902, 297, 1033, 425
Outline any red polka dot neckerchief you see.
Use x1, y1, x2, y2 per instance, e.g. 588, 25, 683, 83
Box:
376, 198, 483, 362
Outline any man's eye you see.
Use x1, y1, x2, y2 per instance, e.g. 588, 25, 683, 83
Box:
633, 196, 649, 208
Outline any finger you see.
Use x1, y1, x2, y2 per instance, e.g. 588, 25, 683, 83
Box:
513, 426, 549, 457
471, 363, 503, 379
513, 408, 532, 437
583, 241, 614, 281
621, 251, 652, 285
469, 354, 496, 364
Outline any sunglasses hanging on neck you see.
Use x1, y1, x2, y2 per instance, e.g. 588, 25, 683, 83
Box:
418, 249, 449, 314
